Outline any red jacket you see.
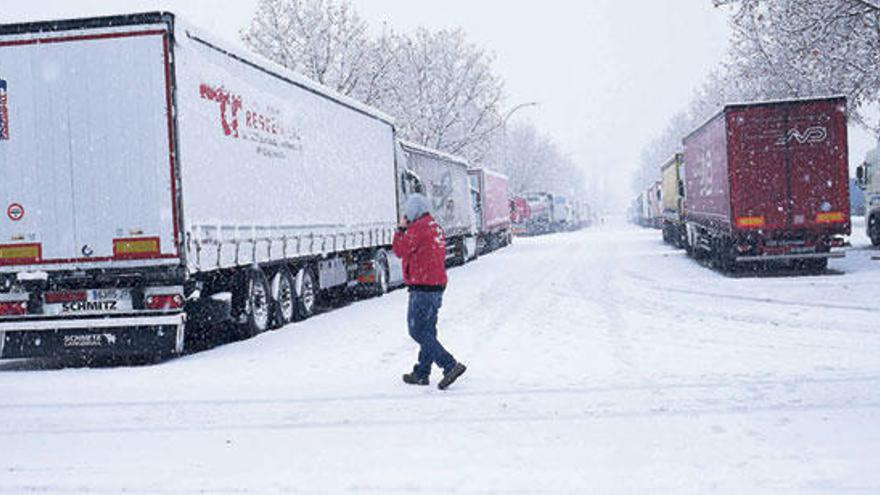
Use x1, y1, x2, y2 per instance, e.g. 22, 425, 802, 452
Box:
392, 214, 448, 288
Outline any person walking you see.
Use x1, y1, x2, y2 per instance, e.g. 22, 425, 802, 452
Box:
392, 193, 467, 390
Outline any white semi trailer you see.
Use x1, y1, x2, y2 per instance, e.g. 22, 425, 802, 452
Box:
0, 12, 403, 360
398, 141, 477, 264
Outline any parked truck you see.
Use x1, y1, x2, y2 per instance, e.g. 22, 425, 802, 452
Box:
510, 196, 531, 235
468, 168, 512, 253
682, 96, 850, 271
645, 181, 663, 229
399, 141, 477, 264
660, 153, 686, 247
523, 192, 555, 235
856, 145, 880, 245
0, 12, 405, 360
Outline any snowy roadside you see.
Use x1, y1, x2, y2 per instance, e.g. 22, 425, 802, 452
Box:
0, 219, 878, 494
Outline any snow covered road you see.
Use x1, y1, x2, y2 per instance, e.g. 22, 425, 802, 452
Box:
1, 219, 879, 494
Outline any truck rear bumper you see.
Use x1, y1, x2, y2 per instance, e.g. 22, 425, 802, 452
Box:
0, 314, 185, 360
735, 252, 846, 263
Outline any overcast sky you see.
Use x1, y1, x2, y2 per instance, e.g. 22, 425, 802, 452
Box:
3, 2, 874, 207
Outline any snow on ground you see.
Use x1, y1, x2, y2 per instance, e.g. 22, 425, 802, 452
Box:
0, 217, 879, 494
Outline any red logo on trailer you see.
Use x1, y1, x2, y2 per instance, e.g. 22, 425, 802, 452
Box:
198, 83, 303, 155
7, 203, 24, 221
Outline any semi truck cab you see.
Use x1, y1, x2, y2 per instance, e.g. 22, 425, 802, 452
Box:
856, 146, 880, 246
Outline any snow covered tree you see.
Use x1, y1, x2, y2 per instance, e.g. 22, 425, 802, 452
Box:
716, 0, 880, 131
384, 28, 505, 164
241, 0, 394, 106
503, 123, 586, 199
242, 0, 505, 164
635, 0, 880, 193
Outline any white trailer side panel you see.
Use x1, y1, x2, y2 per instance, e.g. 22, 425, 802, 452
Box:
0, 26, 179, 272
173, 29, 398, 272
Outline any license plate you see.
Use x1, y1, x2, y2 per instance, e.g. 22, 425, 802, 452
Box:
44, 289, 133, 316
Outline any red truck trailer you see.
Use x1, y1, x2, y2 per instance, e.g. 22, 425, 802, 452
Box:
468, 168, 512, 252
510, 196, 531, 235
682, 96, 850, 271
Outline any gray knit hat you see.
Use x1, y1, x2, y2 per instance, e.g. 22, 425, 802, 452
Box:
405, 193, 431, 221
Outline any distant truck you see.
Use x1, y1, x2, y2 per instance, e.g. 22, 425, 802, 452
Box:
660, 153, 686, 247
523, 192, 555, 235
682, 96, 850, 271
856, 145, 880, 245
399, 141, 478, 263
0, 12, 404, 360
551, 195, 573, 231
510, 196, 531, 235
468, 168, 512, 253
645, 181, 663, 229
629, 194, 645, 226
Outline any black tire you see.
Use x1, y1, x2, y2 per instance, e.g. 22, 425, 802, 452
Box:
295, 266, 318, 321
719, 239, 738, 273
870, 215, 880, 247
269, 266, 296, 329
231, 267, 271, 339
803, 257, 829, 273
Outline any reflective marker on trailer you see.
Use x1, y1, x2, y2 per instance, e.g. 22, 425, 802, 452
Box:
44, 291, 88, 304
816, 212, 845, 223
0, 243, 41, 264
113, 237, 161, 259
736, 216, 766, 228
0, 301, 27, 316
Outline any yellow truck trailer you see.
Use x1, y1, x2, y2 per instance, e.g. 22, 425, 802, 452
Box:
661, 153, 686, 248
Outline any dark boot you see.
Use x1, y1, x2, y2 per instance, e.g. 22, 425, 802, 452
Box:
438, 362, 467, 390
402, 373, 429, 386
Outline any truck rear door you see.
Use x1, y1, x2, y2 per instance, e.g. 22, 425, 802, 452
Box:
728, 99, 849, 231
783, 100, 849, 229
0, 25, 179, 269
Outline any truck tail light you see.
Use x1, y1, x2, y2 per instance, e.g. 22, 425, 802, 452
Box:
736, 216, 765, 228
0, 301, 27, 316
0, 243, 41, 265
816, 212, 845, 224
146, 294, 184, 310
44, 291, 87, 304
113, 237, 160, 259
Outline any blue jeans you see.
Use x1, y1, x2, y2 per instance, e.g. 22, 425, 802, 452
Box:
408, 290, 456, 378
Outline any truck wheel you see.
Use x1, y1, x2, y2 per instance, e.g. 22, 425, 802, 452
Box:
295, 267, 318, 321
870, 216, 880, 246
232, 267, 271, 339
270, 267, 296, 328
720, 241, 738, 273
804, 258, 829, 273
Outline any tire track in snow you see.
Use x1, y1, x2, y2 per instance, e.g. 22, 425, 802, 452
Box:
0, 374, 877, 436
